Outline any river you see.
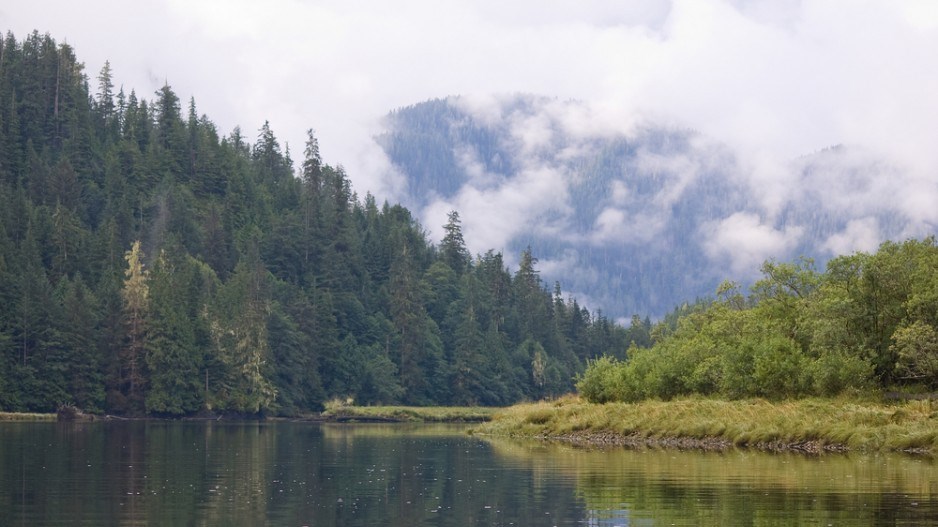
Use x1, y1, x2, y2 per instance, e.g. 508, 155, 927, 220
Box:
1, 421, 936, 525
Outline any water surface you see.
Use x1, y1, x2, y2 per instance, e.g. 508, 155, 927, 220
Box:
1, 421, 936, 525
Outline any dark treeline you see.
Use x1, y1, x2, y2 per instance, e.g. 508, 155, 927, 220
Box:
0, 32, 637, 416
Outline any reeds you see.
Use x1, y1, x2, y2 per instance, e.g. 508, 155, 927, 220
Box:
0, 411, 57, 421
321, 405, 500, 422
475, 396, 938, 453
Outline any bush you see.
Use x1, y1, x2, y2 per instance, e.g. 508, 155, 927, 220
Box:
751, 336, 810, 398
576, 356, 622, 403
719, 341, 757, 399
809, 348, 874, 396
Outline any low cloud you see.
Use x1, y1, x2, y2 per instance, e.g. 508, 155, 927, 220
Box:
423, 161, 572, 258
7, 0, 937, 297
589, 206, 668, 246
6, 0, 936, 216
822, 218, 881, 256
701, 212, 804, 277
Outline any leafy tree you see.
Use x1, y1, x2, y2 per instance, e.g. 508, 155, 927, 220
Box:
892, 320, 938, 386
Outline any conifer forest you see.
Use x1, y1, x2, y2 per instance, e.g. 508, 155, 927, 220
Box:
0, 32, 638, 416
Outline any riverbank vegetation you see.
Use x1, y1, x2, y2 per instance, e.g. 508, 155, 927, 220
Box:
577, 238, 938, 403
536, 237, 938, 453
0, 411, 56, 421
319, 400, 499, 422
476, 396, 938, 453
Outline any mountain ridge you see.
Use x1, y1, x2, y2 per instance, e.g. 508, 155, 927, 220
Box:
377, 95, 929, 319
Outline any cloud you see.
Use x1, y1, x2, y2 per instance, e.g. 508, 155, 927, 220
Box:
423, 159, 572, 258
633, 144, 705, 208
3, 0, 937, 234
589, 206, 668, 246
822, 217, 881, 256
790, 145, 938, 234
701, 212, 804, 276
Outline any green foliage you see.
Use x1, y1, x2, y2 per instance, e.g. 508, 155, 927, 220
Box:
144, 250, 206, 415
808, 348, 874, 396
576, 356, 623, 404
578, 240, 938, 403
892, 320, 938, 386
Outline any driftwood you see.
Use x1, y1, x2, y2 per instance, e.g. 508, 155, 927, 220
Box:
56, 405, 95, 421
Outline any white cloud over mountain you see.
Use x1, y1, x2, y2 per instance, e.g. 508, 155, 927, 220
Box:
3, 0, 935, 209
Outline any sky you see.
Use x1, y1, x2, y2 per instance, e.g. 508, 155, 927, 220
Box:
2, 0, 938, 248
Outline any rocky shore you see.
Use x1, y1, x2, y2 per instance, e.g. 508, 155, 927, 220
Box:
543, 430, 851, 454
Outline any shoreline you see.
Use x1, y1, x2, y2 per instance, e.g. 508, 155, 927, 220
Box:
317, 405, 499, 423
473, 396, 938, 455
0, 412, 57, 422
0, 405, 500, 424
532, 430, 853, 454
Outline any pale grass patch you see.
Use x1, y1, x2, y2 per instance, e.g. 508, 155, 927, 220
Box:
0, 412, 57, 421
476, 396, 938, 453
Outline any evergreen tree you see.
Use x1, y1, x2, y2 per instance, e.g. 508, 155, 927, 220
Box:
446, 271, 489, 405
0, 33, 642, 413
301, 129, 323, 271
94, 60, 118, 141
144, 249, 203, 415
388, 242, 443, 404
440, 210, 469, 273
13, 219, 70, 411
210, 231, 277, 414
58, 274, 105, 412
152, 84, 188, 178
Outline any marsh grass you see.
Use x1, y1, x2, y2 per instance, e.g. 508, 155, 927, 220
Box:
475, 396, 938, 453
0, 412, 57, 421
321, 405, 500, 422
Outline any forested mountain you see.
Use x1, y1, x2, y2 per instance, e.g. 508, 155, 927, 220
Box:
377, 96, 920, 319
0, 32, 638, 416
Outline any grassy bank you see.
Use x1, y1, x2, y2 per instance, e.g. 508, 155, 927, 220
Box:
320, 405, 500, 423
0, 411, 57, 422
473, 396, 938, 453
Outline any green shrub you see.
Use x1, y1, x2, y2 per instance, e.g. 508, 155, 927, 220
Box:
751, 335, 810, 398
576, 356, 622, 403
809, 348, 874, 396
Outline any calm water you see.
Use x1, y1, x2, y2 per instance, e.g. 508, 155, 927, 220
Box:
1, 421, 937, 526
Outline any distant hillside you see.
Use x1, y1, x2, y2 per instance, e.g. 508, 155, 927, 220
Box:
377, 95, 922, 319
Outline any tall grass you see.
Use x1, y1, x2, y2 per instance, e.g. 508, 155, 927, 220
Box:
320, 405, 500, 422
474, 396, 938, 453
0, 412, 57, 421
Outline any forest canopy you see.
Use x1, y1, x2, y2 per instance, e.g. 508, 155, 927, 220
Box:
0, 31, 639, 416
